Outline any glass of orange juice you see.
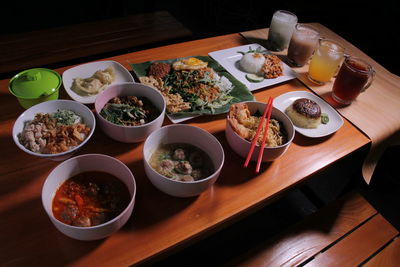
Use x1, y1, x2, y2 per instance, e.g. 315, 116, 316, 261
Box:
308, 39, 345, 85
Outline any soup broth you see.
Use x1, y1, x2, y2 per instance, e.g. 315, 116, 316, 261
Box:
52, 171, 131, 227
149, 143, 214, 182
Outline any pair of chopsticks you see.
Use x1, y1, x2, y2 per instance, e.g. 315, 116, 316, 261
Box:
244, 97, 274, 173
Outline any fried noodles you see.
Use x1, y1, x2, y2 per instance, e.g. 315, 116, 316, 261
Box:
228, 103, 287, 147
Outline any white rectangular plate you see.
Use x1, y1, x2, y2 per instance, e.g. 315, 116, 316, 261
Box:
274, 91, 344, 138
209, 43, 297, 91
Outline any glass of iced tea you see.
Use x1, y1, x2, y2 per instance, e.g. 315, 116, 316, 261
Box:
287, 24, 320, 67
332, 56, 375, 105
308, 39, 345, 85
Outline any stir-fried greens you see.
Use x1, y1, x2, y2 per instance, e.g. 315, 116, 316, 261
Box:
162, 67, 234, 112
100, 96, 160, 126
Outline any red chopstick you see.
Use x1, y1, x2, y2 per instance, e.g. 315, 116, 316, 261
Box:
244, 97, 273, 169
256, 98, 274, 173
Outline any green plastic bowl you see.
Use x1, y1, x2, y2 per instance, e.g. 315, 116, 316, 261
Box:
9, 68, 61, 109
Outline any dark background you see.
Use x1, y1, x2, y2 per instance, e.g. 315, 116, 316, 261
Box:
1, 0, 399, 75
1, 1, 399, 264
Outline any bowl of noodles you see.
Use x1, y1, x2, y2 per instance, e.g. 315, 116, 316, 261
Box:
225, 101, 294, 162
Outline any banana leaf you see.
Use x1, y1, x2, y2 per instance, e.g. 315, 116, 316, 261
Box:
130, 56, 254, 118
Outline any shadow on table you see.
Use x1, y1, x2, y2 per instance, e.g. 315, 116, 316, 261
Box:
0, 197, 103, 266
121, 158, 198, 230
0, 91, 25, 122
242, 36, 269, 49
292, 132, 334, 147
0, 128, 135, 199
359, 145, 400, 230
77, 127, 138, 156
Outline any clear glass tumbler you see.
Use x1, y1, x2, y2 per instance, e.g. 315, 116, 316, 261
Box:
287, 24, 320, 67
308, 38, 345, 85
267, 10, 298, 52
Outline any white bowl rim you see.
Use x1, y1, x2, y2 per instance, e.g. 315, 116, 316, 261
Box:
12, 99, 96, 158
42, 153, 137, 230
95, 82, 166, 129
226, 101, 295, 148
144, 124, 225, 185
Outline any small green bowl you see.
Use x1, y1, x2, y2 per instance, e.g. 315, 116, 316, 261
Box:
9, 68, 61, 109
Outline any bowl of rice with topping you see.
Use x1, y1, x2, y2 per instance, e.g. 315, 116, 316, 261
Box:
12, 100, 96, 161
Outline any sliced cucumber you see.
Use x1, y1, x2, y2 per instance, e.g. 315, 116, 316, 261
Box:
321, 113, 329, 124
246, 73, 264, 83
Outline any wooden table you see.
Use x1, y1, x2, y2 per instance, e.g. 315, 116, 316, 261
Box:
0, 33, 370, 266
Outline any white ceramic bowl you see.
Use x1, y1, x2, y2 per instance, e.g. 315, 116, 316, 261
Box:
143, 124, 225, 197
225, 101, 295, 162
95, 82, 166, 143
41, 154, 136, 241
12, 99, 96, 161
63, 60, 134, 104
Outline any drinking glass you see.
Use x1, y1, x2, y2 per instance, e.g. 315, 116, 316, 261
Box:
267, 10, 298, 52
332, 56, 375, 104
308, 39, 345, 85
287, 24, 320, 67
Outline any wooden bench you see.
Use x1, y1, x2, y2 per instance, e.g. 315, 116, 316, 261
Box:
0, 11, 192, 76
229, 191, 400, 266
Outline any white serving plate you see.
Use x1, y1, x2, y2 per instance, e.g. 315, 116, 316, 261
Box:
63, 60, 134, 104
209, 43, 297, 91
273, 91, 344, 138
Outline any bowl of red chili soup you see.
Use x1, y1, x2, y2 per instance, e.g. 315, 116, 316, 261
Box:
95, 82, 166, 143
42, 154, 136, 240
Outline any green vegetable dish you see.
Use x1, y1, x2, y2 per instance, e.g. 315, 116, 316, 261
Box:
130, 56, 254, 117
100, 96, 160, 126
51, 109, 82, 125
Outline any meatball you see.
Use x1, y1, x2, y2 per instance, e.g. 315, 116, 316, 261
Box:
148, 62, 171, 79
174, 161, 193, 175
173, 148, 186, 160
180, 175, 194, 182
160, 159, 174, 170
60, 205, 79, 223
191, 169, 203, 180
72, 216, 91, 227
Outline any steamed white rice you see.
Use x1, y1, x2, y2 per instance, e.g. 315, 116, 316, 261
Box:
239, 53, 265, 75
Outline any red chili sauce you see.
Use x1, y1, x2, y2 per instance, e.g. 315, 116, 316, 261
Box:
52, 171, 131, 227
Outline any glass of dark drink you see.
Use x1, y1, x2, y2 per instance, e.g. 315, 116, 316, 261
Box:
332, 56, 375, 105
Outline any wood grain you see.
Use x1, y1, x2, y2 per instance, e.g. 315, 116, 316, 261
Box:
0, 33, 370, 266
0, 11, 192, 74
364, 237, 400, 266
307, 214, 399, 266
230, 192, 377, 267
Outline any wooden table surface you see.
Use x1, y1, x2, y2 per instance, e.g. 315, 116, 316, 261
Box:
0, 33, 370, 266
